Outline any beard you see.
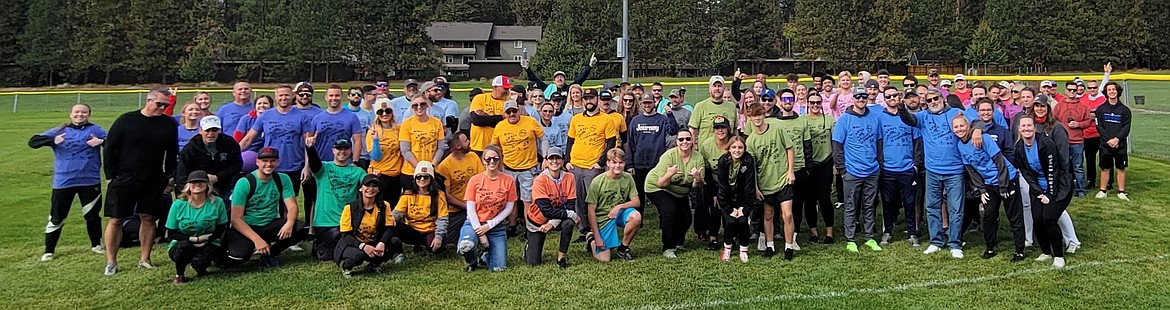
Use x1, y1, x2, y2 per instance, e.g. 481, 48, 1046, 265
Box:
585, 103, 597, 112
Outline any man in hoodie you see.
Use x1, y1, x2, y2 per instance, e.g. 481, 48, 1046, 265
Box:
627, 93, 678, 209
1094, 81, 1131, 201
1055, 83, 1093, 197
832, 87, 884, 254
898, 88, 967, 259
175, 116, 243, 202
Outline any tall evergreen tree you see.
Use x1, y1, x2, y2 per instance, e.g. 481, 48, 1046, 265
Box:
0, 0, 29, 84
509, 0, 553, 26
19, 0, 71, 85
964, 20, 1007, 65
68, 0, 128, 84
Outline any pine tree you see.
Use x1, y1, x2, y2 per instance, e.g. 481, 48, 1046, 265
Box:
68, 0, 129, 84
964, 20, 1007, 65
0, 0, 29, 84
19, 0, 71, 85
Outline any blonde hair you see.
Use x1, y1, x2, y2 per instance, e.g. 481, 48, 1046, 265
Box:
606, 148, 626, 162
178, 181, 217, 201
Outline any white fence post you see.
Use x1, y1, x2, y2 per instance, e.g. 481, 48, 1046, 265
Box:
11, 94, 17, 113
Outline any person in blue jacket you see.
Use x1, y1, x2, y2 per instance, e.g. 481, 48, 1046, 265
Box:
897, 88, 967, 259
952, 114, 1025, 262
28, 103, 108, 262
874, 86, 921, 248
627, 93, 679, 210
832, 88, 884, 253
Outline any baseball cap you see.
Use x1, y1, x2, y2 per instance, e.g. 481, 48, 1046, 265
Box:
600, 90, 613, 100
928, 69, 940, 76
876, 69, 890, 76
853, 87, 868, 96
632, 83, 644, 90
510, 85, 526, 95
1074, 78, 1085, 86
419, 81, 438, 93
582, 89, 598, 98
199, 115, 222, 131
904, 89, 919, 97
404, 79, 419, 87
941, 80, 953, 87
333, 138, 352, 149
504, 100, 519, 111
865, 80, 880, 89
998, 81, 1011, 89
362, 174, 380, 186
414, 161, 435, 177
553, 71, 567, 78
1040, 80, 1055, 87
712, 115, 730, 128
668, 88, 682, 98
187, 170, 210, 183
551, 91, 567, 101
491, 75, 512, 89
760, 88, 776, 99
708, 75, 725, 86
257, 147, 280, 159
546, 147, 564, 159
295, 82, 314, 94
953, 74, 966, 81
375, 98, 392, 110
638, 93, 655, 103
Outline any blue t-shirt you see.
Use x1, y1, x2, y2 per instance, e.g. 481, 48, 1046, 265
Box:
177, 125, 200, 150
235, 114, 264, 152
311, 109, 363, 162
41, 124, 107, 188
251, 108, 312, 172
297, 104, 323, 119
432, 98, 460, 121
657, 100, 694, 114
875, 110, 918, 173
1024, 143, 1048, 192
832, 108, 883, 178
963, 107, 1008, 129
912, 108, 965, 175
345, 106, 375, 158
215, 101, 253, 133
540, 117, 570, 156
959, 134, 1018, 186
390, 97, 412, 125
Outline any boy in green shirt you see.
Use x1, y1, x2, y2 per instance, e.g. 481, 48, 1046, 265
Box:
224, 147, 308, 268
745, 104, 796, 260
585, 148, 643, 262
773, 89, 813, 253
307, 139, 367, 261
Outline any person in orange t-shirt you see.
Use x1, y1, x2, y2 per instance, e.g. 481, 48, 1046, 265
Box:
457, 145, 517, 272
523, 147, 578, 268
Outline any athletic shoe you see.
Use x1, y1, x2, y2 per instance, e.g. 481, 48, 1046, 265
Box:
392, 253, 405, 265
845, 242, 859, 253
138, 260, 157, 269
908, 236, 921, 247
808, 234, 820, 244
343, 269, 354, 278
259, 255, 280, 268
573, 235, 586, 243
479, 252, 489, 267
721, 247, 731, 262
288, 245, 304, 252
951, 249, 964, 259
757, 233, 767, 251
1118, 192, 1130, 201
557, 257, 569, 270
707, 241, 719, 251
465, 264, 477, 272
194, 266, 209, 277
91, 245, 106, 254
1053, 257, 1066, 269
1025, 241, 1033, 247
982, 250, 997, 259
1035, 254, 1053, 262
1011, 253, 1026, 262
823, 236, 834, 244
791, 240, 802, 251
583, 232, 595, 253
739, 249, 749, 263
834, 202, 843, 209
864, 240, 883, 251
40, 253, 54, 262
369, 265, 383, 274
1066, 243, 1080, 254
616, 247, 635, 261
1095, 191, 1107, 199
675, 245, 686, 252
104, 263, 117, 276
783, 248, 794, 261
764, 247, 777, 258
923, 245, 941, 255
1076, 192, 1086, 198
173, 275, 187, 285
663, 249, 677, 259
879, 233, 892, 246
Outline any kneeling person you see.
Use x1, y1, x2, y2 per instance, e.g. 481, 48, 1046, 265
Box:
223, 147, 308, 267
166, 171, 228, 285
585, 148, 643, 262
392, 161, 450, 255
524, 147, 579, 268
336, 174, 403, 276
308, 139, 367, 261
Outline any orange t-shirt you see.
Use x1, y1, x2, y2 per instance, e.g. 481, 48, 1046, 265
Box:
464, 172, 518, 224
526, 172, 577, 225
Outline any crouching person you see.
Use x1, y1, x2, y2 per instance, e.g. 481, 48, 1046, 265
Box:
524, 147, 579, 268
392, 161, 450, 255
222, 147, 308, 268
166, 171, 228, 285
336, 174, 403, 277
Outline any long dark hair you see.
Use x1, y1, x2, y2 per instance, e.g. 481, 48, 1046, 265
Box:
405, 176, 442, 217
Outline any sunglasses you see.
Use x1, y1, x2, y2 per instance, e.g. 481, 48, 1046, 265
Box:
411, 103, 425, 109
1066, 88, 1078, 92
622, 99, 635, 102
376, 82, 389, 87
1012, 90, 1020, 93
376, 109, 392, 115
154, 101, 167, 107
780, 97, 796, 102
884, 94, 900, 99
677, 137, 692, 142
1088, 86, 1098, 89
428, 88, 443, 93
903, 83, 916, 88
925, 96, 941, 102
484, 156, 501, 163
297, 93, 312, 98
540, 109, 555, 113
943, 85, 952, 88
414, 174, 432, 181
853, 94, 868, 99
505, 109, 519, 114
808, 100, 822, 105
652, 89, 663, 92
349, 92, 362, 97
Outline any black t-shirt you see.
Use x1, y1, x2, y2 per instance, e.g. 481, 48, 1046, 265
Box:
104, 110, 178, 182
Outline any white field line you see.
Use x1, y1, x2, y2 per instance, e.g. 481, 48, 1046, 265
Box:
630, 255, 1167, 310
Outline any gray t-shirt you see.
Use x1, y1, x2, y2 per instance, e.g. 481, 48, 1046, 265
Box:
665, 104, 692, 147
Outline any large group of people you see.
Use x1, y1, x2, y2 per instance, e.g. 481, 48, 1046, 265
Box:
28, 61, 1133, 285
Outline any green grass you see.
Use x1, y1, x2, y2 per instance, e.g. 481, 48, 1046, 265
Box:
2, 80, 1170, 309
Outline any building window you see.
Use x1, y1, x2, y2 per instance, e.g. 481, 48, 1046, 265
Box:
514, 41, 523, 49
514, 56, 523, 61
462, 56, 473, 64
442, 41, 460, 48
486, 41, 501, 58
444, 56, 453, 64
463, 41, 475, 48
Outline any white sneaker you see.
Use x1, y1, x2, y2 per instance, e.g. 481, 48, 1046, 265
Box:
137, 261, 157, 269
91, 245, 106, 254
288, 245, 305, 252
1117, 192, 1130, 201
40, 253, 54, 262
739, 249, 749, 263
791, 240, 802, 251
1066, 243, 1080, 254
104, 263, 117, 276
1094, 191, 1107, 199
1025, 241, 1033, 247
951, 249, 964, 259
757, 233, 767, 251
1035, 254, 1053, 262
923, 245, 942, 254
1053, 257, 1066, 269
663, 249, 677, 259
393, 253, 405, 264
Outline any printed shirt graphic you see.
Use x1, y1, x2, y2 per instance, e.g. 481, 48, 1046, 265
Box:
913, 108, 965, 175
528, 172, 577, 225
832, 110, 883, 178
340, 202, 395, 243
398, 116, 445, 175
806, 114, 835, 164
775, 116, 811, 171
165, 197, 228, 249
876, 111, 918, 173
311, 110, 362, 162
464, 173, 518, 223
251, 108, 312, 172
42, 124, 107, 188
567, 113, 618, 168
645, 148, 707, 198
746, 118, 794, 194
491, 116, 544, 170
395, 193, 449, 233
437, 153, 484, 199
367, 125, 403, 176
586, 172, 637, 225
311, 162, 366, 227
959, 134, 1018, 185
689, 98, 737, 145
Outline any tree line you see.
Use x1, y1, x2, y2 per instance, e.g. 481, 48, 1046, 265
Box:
1, 0, 1165, 86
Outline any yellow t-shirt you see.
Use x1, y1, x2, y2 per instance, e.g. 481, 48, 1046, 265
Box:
339, 202, 394, 244
436, 153, 484, 203
367, 124, 402, 176
469, 93, 507, 152
394, 191, 450, 234
567, 113, 618, 169
398, 116, 445, 175
609, 112, 627, 133
490, 116, 544, 170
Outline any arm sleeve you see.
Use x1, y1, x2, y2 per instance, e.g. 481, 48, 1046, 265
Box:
103, 120, 122, 179
469, 113, 505, 127
831, 141, 846, 172
597, 138, 616, 168
306, 145, 323, 173
535, 198, 569, 220
487, 202, 514, 229
731, 78, 743, 102
1118, 107, 1132, 139
466, 201, 481, 229
28, 134, 54, 149
434, 213, 449, 240
370, 129, 383, 160
897, 107, 919, 127
400, 141, 416, 163
526, 68, 548, 91
572, 65, 592, 86
169, 228, 193, 241
992, 153, 1010, 187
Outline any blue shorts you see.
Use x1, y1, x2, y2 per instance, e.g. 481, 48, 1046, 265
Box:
595, 208, 637, 254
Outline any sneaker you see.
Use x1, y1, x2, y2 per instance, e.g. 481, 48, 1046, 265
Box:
783, 248, 794, 261
757, 233, 767, 251
923, 245, 942, 255
845, 242, 859, 253
1066, 243, 1080, 254
809, 234, 820, 244
982, 250, 997, 259
1053, 257, 1066, 269
675, 245, 686, 252
864, 239, 883, 251
104, 263, 117, 276
707, 241, 719, 251
288, 245, 304, 252
479, 252, 489, 267
1118, 192, 1130, 201
1035, 254, 1053, 262
573, 235, 587, 243
343, 269, 354, 278
880, 233, 892, 246
40, 253, 54, 262
465, 264, 477, 272
583, 232, 595, 253
834, 202, 844, 209
557, 257, 569, 269
616, 247, 635, 261
1095, 191, 1107, 199
951, 249, 964, 259
91, 245, 106, 254
1011, 253, 1026, 262
392, 253, 405, 265
791, 241, 802, 251
259, 255, 281, 268
663, 249, 677, 259
1076, 192, 1086, 198
823, 236, 835, 245
1025, 241, 1033, 247
763, 247, 777, 258
173, 275, 187, 285
137, 261, 158, 269
721, 247, 731, 262
908, 236, 921, 247
369, 265, 383, 274
739, 249, 749, 263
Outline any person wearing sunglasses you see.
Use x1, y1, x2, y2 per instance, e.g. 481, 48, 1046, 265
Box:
650, 82, 668, 108
872, 87, 920, 248
696, 116, 732, 249
400, 96, 447, 187
585, 148, 642, 262
758, 89, 780, 117
491, 100, 545, 237
337, 174, 403, 277
831, 87, 884, 254
802, 93, 836, 244
293, 82, 323, 117
744, 103, 796, 260
101, 87, 179, 275
375, 77, 390, 94
304, 137, 366, 262
459, 145, 518, 271
1054, 81, 1093, 198
238, 84, 314, 199
392, 161, 450, 256
368, 98, 405, 208
428, 79, 460, 128
524, 147, 580, 268
175, 115, 243, 205
626, 93, 678, 213
661, 89, 692, 144
346, 87, 375, 170
896, 88, 967, 259
214, 82, 255, 137
773, 88, 813, 253
902, 75, 919, 91
645, 129, 706, 259
1081, 63, 1113, 191
28, 103, 107, 262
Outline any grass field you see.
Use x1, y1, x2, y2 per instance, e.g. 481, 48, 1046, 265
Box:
2, 78, 1169, 309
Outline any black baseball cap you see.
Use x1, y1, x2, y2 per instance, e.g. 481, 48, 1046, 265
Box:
712, 116, 730, 128
258, 147, 279, 159
362, 174, 379, 186
333, 138, 352, 149
583, 89, 598, 98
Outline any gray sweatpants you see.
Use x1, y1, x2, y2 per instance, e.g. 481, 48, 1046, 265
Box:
843, 173, 879, 243
573, 165, 604, 233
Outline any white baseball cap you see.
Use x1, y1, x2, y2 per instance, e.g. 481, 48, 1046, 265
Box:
1040, 80, 1055, 87
199, 115, 222, 131
941, 80, 953, 87
953, 74, 966, 81
708, 75, 725, 86
491, 75, 512, 89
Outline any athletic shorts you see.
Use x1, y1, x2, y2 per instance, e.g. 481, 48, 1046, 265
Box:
104, 177, 166, 218
762, 185, 794, 207
595, 208, 638, 254
504, 167, 538, 202
1100, 152, 1128, 170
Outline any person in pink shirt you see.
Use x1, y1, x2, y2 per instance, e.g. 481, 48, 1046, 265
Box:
1081, 63, 1112, 189
992, 84, 1023, 120
825, 71, 854, 119
952, 74, 971, 103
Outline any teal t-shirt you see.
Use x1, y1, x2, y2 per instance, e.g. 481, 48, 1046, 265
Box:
230, 172, 295, 226
165, 197, 229, 250
311, 162, 366, 227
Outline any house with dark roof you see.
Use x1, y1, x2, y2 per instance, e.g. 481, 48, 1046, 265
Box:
425, 22, 542, 78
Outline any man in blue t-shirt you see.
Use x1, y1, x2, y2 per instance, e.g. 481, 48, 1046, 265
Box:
215, 81, 254, 133
874, 87, 921, 248
345, 86, 374, 169
238, 85, 313, 194
897, 88, 967, 258
831, 88, 884, 253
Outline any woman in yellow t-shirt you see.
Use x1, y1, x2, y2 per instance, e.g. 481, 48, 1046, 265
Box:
399, 97, 446, 183
335, 174, 402, 277
368, 98, 404, 206
392, 161, 450, 254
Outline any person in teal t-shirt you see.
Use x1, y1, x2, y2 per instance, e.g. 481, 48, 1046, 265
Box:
307, 139, 367, 261
165, 171, 228, 284
222, 147, 307, 268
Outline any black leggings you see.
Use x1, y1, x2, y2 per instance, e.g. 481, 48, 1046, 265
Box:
334, 236, 402, 270
632, 168, 651, 213
791, 168, 809, 232
722, 208, 752, 247
394, 226, 446, 254
221, 219, 308, 267
692, 180, 719, 239
303, 176, 317, 229
168, 241, 219, 276
649, 191, 691, 251
804, 161, 835, 230
1033, 196, 1071, 258
1084, 137, 1100, 186
377, 174, 403, 210
46, 185, 103, 253
523, 219, 575, 266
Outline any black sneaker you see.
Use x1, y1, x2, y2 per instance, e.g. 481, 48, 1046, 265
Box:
706, 241, 719, 251
809, 234, 820, 244
194, 266, 209, 277
982, 250, 997, 259
783, 248, 794, 261
465, 264, 477, 272
573, 235, 587, 243
478, 252, 489, 267
823, 236, 835, 245
764, 247, 777, 258
507, 226, 519, 238
557, 257, 569, 270
1011, 253, 1025, 262
616, 247, 635, 261
259, 255, 281, 268
583, 232, 595, 253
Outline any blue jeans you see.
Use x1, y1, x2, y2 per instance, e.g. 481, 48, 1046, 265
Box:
925, 172, 964, 249
1069, 144, 1086, 195
458, 221, 508, 271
